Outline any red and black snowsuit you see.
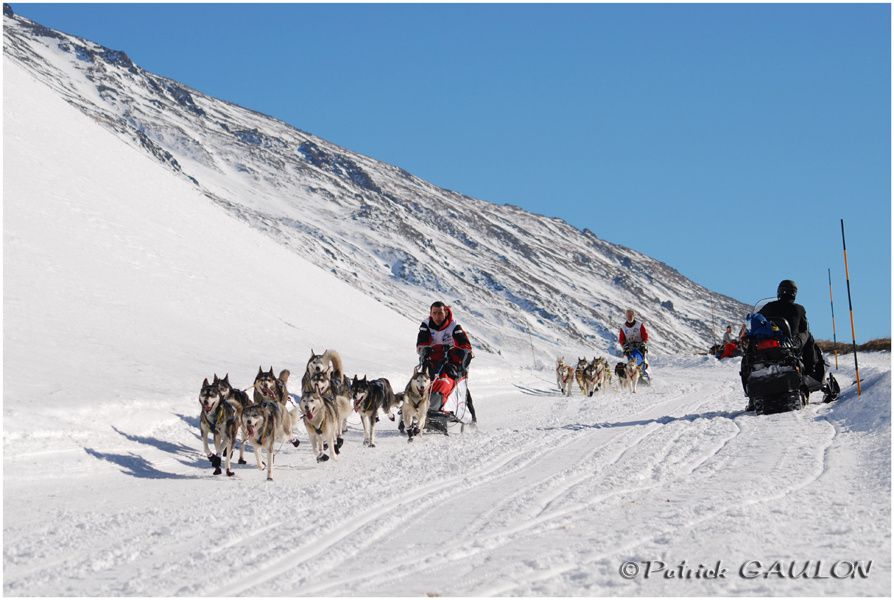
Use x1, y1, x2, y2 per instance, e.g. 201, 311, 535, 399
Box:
415, 306, 476, 420
416, 306, 473, 378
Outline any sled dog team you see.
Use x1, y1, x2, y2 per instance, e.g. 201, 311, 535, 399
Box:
555, 355, 642, 395
198, 349, 431, 480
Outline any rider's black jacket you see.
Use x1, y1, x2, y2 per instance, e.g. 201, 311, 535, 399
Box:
759, 300, 809, 348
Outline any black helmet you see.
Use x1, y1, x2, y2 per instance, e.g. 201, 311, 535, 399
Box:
777, 279, 798, 302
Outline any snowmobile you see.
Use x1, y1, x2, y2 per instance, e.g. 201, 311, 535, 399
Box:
625, 342, 652, 385
740, 309, 839, 415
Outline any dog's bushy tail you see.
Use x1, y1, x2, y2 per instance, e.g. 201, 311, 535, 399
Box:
279, 369, 291, 384
323, 349, 343, 377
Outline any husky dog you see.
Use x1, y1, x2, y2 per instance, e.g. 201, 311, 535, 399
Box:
306, 366, 353, 452
301, 371, 352, 462
400, 367, 431, 442
581, 361, 601, 397
198, 376, 242, 476
240, 400, 285, 481
253, 367, 300, 447
556, 358, 575, 397
599, 357, 613, 387
624, 357, 642, 393
301, 349, 351, 399
351, 376, 399, 448
215, 373, 252, 465
253, 366, 289, 406
575, 357, 588, 394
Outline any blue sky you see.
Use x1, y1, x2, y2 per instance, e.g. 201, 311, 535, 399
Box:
11, 3, 891, 341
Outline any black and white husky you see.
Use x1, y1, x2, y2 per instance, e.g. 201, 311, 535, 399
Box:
252, 366, 300, 448
215, 373, 251, 465
350, 376, 399, 448
400, 367, 431, 442
575, 357, 588, 395
198, 376, 242, 477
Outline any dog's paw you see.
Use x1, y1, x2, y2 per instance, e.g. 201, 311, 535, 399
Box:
368, 443, 376, 449
335, 436, 344, 450
317, 453, 330, 463
238, 458, 247, 465
226, 470, 235, 477
213, 466, 222, 475
266, 476, 273, 482
258, 462, 267, 471
210, 455, 222, 469
388, 414, 395, 421
323, 442, 329, 450
291, 438, 301, 448
407, 436, 414, 443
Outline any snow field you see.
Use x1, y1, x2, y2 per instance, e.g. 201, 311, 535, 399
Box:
3, 48, 890, 597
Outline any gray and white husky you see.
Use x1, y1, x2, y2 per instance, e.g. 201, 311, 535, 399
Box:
252, 366, 300, 447
198, 376, 242, 477
215, 373, 251, 465
301, 349, 351, 399
240, 400, 285, 481
302, 370, 352, 462
351, 376, 399, 448
400, 367, 431, 442
581, 361, 600, 397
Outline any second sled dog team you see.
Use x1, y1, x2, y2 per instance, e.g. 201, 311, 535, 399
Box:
556, 308, 651, 396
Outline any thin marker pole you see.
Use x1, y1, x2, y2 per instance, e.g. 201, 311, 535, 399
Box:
840, 219, 861, 396
828, 268, 838, 370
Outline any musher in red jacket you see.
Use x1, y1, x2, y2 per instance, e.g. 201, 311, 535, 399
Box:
416, 301, 476, 423
619, 308, 650, 377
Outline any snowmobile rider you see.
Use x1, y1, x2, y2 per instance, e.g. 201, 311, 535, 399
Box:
416, 301, 476, 423
758, 279, 820, 381
619, 308, 649, 372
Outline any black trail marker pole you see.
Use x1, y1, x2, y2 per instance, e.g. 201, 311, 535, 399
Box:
828, 267, 839, 370
840, 219, 861, 396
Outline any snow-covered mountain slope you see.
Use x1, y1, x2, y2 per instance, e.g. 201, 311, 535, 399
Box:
3, 14, 890, 598
3, 9, 749, 362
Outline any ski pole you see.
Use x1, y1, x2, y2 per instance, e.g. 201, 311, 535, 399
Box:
828, 268, 838, 369
840, 219, 861, 396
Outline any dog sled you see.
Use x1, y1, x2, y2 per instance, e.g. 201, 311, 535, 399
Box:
424, 373, 474, 435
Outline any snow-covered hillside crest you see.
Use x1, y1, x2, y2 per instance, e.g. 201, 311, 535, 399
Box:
3, 9, 749, 360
